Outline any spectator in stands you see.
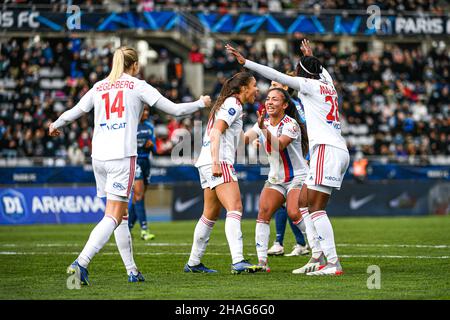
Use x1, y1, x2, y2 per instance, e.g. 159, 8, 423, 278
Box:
189, 44, 205, 64
0, 33, 449, 162
352, 151, 368, 183
68, 142, 86, 165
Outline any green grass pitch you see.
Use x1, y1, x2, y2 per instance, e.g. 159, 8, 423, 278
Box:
0, 216, 449, 300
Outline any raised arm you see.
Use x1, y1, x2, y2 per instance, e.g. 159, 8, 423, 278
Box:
153, 95, 211, 117
226, 44, 300, 91
49, 89, 94, 136
300, 38, 334, 85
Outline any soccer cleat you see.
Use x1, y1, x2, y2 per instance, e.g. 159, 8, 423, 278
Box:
306, 260, 343, 276
67, 260, 90, 285
231, 260, 263, 274
267, 241, 284, 256
128, 271, 145, 282
292, 253, 326, 274
183, 263, 217, 273
141, 230, 155, 241
284, 244, 310, 256
257, 260, 271, 273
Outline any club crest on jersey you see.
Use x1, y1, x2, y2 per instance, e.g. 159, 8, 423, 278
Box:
228, 108, 236, 116
277, 123, 284, 137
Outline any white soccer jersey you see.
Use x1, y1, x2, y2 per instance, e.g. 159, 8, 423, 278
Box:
253, 115, 309, 184
75, 73, 163, 161
195, 97, 243, 167
297, 76, 347, 152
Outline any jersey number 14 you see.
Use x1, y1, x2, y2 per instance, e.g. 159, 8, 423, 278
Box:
325, 95, 340, 122
102, 90, 124, 120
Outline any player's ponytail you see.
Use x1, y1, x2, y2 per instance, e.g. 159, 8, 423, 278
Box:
107, 46, 139, 84
267, 88, 309, 158
210, 72, 254, 121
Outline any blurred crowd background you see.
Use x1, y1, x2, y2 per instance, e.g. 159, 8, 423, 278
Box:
1, 35, 448, 164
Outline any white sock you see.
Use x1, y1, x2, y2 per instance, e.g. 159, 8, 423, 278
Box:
225, 211, 244, 264
188, 215, 216, 266
78, 215, 118, 268
301, 208, 323, 259
292, 214, 307, 238
255, 220, 270, 263
114, 217, 138, 275
311, 210, 338, 264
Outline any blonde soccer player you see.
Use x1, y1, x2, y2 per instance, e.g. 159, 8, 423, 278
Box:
49, 46, 211, 284
227, 40, 349, 276
244, 88, 309, 272
184, 72, 262, 274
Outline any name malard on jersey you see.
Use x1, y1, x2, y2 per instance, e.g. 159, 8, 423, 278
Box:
319, 85, 337, 96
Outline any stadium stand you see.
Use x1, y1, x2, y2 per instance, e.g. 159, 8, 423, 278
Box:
1, 35, 448, 162
6, 1, 447, 14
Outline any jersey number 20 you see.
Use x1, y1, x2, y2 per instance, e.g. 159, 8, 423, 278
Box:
325, 95, 340, 122
102, 90, 124, 120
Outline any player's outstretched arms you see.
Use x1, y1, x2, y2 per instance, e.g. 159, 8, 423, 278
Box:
49, 105, 87, 136
153, 95, 211, 117
226, 44, 300, 91
49, 89, 94, 136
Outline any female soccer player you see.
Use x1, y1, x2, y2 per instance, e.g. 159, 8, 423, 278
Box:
244, 88, 309, 272
267, 77, 310, 257
184, 72, 262, 274
227, 40, 350, 276
49, 46, 211, 284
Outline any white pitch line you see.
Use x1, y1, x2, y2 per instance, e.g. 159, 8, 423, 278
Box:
1, 251, 449, 259
337, 243, 450, 249
2, 242, 449, 249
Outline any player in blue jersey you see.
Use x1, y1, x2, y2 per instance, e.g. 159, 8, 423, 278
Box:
128, 104, 156, 240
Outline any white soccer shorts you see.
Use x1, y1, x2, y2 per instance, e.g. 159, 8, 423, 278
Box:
92, 156, 137, 200
198, 162, 238, 189
305, 144, 349, 190
264, 175, 306, 198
